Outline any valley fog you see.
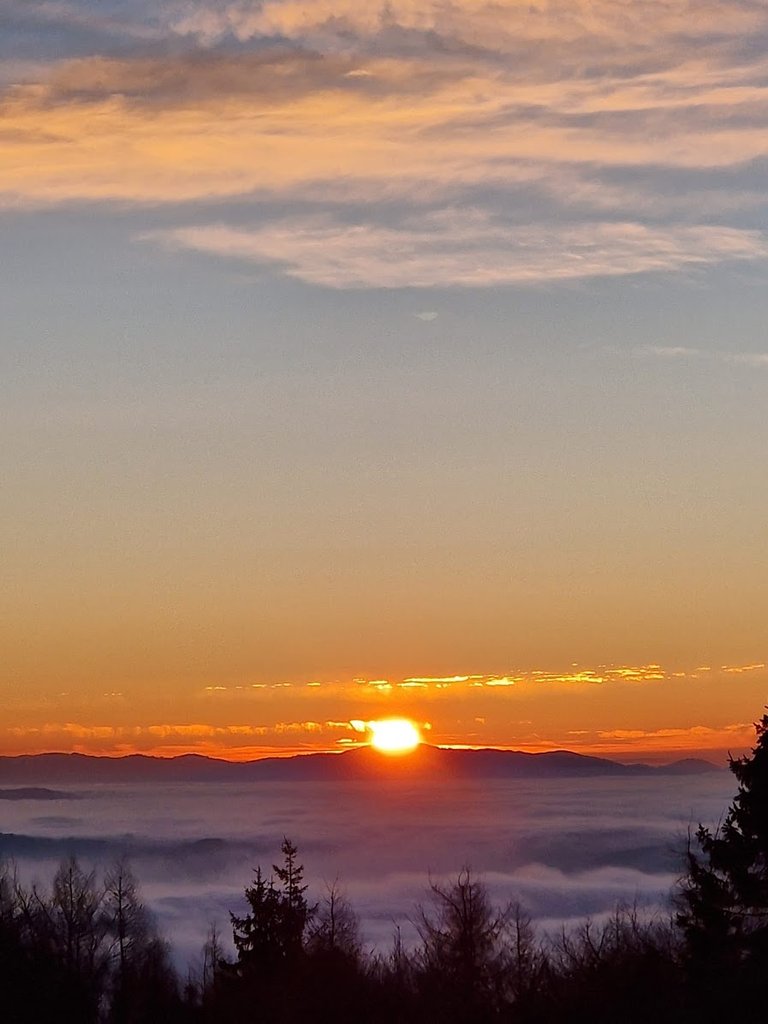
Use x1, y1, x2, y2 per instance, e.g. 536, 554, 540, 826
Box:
1, 773, 735, 967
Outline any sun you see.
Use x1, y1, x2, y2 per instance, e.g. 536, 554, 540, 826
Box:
367, 718, 422, 755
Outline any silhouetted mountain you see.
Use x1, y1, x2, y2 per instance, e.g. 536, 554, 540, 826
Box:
0, 746, 722, 785
0, 787, 80, 800
656, 757, 722, 775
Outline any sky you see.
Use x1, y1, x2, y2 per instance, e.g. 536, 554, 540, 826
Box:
2, 0, 768, 762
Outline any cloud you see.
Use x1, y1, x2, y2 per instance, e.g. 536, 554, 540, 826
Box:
1, 2, 768, 222
3, 719, 359, 757
170, 1, 766, 53
145, 213, 768, 288
599, 724, 751, 741
732, 354, 768, 367
633, 347, 768, 368
635, 346, 706, 359
39, 49, 364, 106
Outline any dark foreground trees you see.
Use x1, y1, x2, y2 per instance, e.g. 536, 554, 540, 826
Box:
187, 848, 689, 1024
677, 712, 768, 1020
0, 856, 180, 1024
412, 872, 542, 1023
200, 837, 370, 1024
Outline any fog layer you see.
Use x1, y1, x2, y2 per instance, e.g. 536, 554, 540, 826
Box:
1, 774, 734, 964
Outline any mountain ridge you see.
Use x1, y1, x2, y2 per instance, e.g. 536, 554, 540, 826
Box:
0, 746, 722, 784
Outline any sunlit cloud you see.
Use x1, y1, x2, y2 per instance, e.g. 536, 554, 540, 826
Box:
1, 2, 767, 218
170, 1, 766, 53
598, 725, 750, 741
3, 719, 358, 756
145, 215, 767, 289
0, 0, 766, 299
403, 676, 476, 683
195, 663, 753, 699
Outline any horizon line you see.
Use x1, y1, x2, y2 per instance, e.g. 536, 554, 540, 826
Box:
0, 744, 729, 768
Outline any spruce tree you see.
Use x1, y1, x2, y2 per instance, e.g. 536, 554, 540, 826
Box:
677, 712, 768, 1011
231, 838, 312, 973
272, 838, 310, 960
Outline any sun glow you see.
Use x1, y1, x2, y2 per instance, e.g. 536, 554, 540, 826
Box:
366, 718, 422, 755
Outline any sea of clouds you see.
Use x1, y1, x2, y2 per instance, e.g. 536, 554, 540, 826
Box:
0, 773, 735, 967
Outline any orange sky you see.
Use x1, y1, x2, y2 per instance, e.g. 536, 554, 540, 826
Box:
4, 662, 766, 765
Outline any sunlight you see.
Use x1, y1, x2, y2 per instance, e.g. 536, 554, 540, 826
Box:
367, 718, 422, 755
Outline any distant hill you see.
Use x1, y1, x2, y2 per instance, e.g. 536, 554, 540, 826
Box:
0, 787, 80, 801
0, 746, 722, 785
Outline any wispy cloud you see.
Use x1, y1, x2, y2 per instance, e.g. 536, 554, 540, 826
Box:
599, 724, 751, 741
633, 346, 768, 367
145, 214, 767, 288
169, 1, 766, 53
198, 662, 759, 696
634, 346, 706, 359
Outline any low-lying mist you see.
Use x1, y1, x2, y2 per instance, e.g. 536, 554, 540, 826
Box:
1, 774, 735, 966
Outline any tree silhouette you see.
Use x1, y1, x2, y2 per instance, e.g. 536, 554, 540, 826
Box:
678, 712, 768, 1014
414, 869, 513, 1023
306, 879, 361, 960
103, 859, 177, 1024
0, 857, 182, 1024
223, 839, 316, 1022
231, 837, 312, 975
271, 837, 311, 961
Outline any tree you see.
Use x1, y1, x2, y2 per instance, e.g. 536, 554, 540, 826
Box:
306, 879, 361, 960
231, 865, 283, 971
200, 922, 225, 1002
677, 712, 768, 1012
223, 840, 316, 1023
231, 838, 312, 974
505, 901, 544, 1005
104, 860, 151, 976
550, 905, 683, 1024
103, 859, 177, 1024
271, 837, 311, 960
414, 869, 513, 1022
51, 857, 106, 977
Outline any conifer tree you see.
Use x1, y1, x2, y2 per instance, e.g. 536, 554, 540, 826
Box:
231, 838, 312, 973
677, 712, 768, 1010
272, 837, 310, 959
